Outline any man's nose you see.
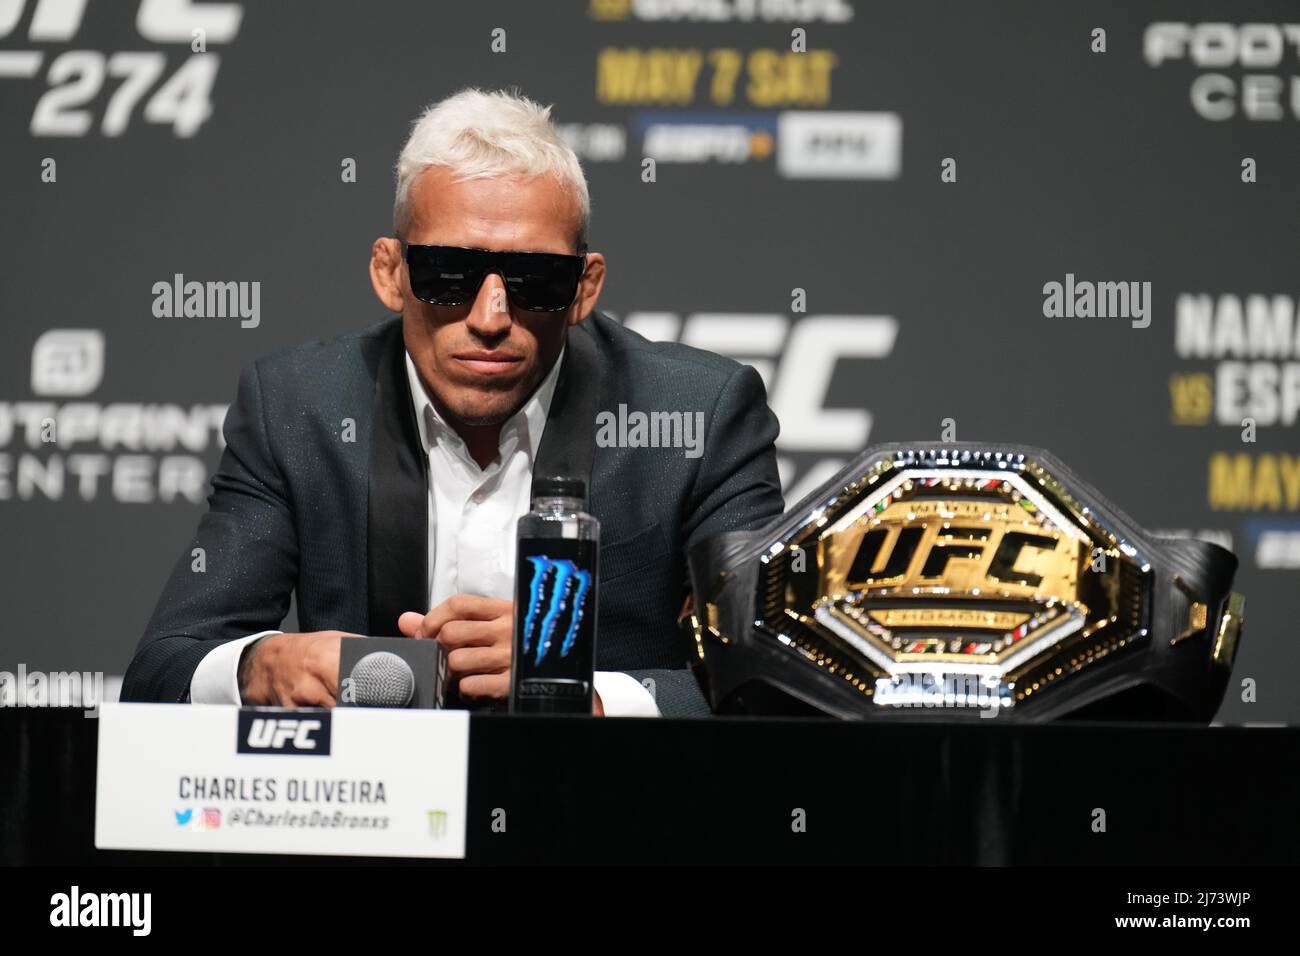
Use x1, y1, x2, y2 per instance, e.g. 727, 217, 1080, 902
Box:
465, 272, 512, 338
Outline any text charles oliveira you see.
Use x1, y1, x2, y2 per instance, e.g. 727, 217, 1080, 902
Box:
179, 775, 386, 805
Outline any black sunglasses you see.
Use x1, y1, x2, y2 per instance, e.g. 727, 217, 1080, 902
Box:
400, 241, 586, 313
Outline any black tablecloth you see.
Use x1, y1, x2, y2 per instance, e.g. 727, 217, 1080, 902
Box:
3, 708, 1297, 865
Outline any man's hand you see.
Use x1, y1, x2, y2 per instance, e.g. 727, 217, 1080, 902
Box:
399, 595, 512, 702
239, 631, 360, 707
398, 595, 605, 715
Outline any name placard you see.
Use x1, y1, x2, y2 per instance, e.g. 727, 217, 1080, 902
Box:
95, 703, 469, 858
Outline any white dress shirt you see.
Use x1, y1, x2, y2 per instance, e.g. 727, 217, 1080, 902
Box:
189, 348, 659, 716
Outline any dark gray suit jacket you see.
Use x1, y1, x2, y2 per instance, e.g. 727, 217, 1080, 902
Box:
121, 312, 784, 716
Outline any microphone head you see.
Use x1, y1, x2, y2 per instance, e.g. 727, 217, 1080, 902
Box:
349, 651, 415, 707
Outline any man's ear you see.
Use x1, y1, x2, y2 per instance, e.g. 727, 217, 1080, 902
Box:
370, 237, 405, 313
569, 252, 606, 325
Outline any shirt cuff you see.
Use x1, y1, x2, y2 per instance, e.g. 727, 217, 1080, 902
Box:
189, 631, 282, 705
592, 671, 661, 717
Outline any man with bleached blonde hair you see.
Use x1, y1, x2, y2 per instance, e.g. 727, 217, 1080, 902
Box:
124, 88, 784, 718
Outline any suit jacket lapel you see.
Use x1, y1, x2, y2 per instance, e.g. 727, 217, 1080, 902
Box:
364, 317, 602, 635
365, 320, 428, 635
533, 321, 602, 498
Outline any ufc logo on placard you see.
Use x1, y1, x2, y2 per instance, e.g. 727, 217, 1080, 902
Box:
250, 719, 319, 749
236, 711, 331, 755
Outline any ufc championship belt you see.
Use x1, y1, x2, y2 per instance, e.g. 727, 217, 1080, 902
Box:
685, 444, 1244, 721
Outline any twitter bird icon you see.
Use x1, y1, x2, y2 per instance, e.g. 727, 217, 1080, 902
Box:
174, 809, 193, 826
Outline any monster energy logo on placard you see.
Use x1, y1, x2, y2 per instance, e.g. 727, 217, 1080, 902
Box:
427, 810, 447, 838
521, 557, 592, 665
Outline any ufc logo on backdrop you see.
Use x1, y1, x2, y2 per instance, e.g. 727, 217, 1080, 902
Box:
0, 0, 243, 41
237, 711, 331, 755
0, 0, 244, 138
616, 311, 899, 502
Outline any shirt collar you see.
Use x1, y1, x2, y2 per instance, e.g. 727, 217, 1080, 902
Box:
404, 343, 565, 464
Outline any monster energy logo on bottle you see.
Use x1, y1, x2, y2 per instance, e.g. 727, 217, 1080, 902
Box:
520, 557, 593, 665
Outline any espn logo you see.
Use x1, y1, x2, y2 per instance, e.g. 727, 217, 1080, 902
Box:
236, 710, 331, 756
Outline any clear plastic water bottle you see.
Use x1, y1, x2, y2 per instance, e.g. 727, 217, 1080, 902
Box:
510, 476, 600, 714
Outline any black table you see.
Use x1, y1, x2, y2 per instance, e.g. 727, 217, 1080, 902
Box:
3, 708, 1297, 865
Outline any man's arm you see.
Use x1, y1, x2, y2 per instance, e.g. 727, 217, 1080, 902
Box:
635, 362, 784, 718
684, 362, 785, 550
121, 362, 300, 702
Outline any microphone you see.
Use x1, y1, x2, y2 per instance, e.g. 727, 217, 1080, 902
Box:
349, 651, 415, 707
336, 636, 448, 708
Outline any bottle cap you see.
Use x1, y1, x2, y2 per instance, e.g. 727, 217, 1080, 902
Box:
533, 476, 586, 500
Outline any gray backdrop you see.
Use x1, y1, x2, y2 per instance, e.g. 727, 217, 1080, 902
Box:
1, 0, 1296, 721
